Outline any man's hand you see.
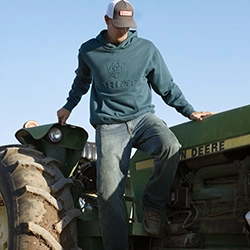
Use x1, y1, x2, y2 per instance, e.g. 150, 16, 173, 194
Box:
189, 111, 215, 121
57, 108, 71, 125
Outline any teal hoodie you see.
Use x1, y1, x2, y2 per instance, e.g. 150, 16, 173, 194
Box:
63, 30, 195, 127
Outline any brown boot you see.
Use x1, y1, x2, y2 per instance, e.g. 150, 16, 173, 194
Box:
143, 209, 161, 235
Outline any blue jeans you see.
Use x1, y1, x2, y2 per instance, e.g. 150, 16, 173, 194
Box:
96, 112, 181, 250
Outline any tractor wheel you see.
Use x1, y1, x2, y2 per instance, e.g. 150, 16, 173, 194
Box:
0, 146, 82, 250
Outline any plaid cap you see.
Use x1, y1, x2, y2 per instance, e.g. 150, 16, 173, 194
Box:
106, 0, 137, 28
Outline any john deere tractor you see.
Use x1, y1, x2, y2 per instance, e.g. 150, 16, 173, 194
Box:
1, 104, 250, 250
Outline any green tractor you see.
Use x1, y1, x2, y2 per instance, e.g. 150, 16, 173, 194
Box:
1, 104, 250, 250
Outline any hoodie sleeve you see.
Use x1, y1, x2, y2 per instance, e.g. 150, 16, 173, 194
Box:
63, 51, 92, 112
147, 48, 195, 118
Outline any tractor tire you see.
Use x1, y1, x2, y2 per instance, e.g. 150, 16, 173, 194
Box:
0, 146, 82, 250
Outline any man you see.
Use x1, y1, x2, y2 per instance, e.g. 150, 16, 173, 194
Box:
57, 1, 213, 249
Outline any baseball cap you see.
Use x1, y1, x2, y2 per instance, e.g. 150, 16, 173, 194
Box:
106, 0, 137, 28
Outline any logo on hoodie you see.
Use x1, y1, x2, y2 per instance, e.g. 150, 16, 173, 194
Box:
107, 61, 126, 79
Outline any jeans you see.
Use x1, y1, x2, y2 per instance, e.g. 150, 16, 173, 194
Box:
96, 112, 181, 250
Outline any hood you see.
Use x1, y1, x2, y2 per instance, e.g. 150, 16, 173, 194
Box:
96, 29, 138, 50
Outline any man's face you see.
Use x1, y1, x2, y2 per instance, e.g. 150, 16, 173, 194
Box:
105, 16, 129, 44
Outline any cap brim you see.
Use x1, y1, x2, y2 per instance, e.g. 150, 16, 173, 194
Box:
111, 19, 137, 29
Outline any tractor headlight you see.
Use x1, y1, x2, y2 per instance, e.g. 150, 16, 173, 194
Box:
48, 127, 63, 143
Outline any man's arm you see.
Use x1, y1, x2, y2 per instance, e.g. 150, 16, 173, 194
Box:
57, 51, 92, 125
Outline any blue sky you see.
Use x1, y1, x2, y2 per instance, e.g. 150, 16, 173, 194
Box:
1, 0, 250, 145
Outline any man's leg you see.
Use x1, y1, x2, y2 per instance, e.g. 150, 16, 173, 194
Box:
133, 113, 181, 233
96, 123, 132, 250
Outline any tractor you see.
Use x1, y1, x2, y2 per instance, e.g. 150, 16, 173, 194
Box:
1, 104, 250, 249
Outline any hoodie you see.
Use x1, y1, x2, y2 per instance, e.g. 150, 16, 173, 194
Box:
63, 30, 195, 127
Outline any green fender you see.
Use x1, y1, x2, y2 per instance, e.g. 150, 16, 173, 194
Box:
15, 123, 88, 177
